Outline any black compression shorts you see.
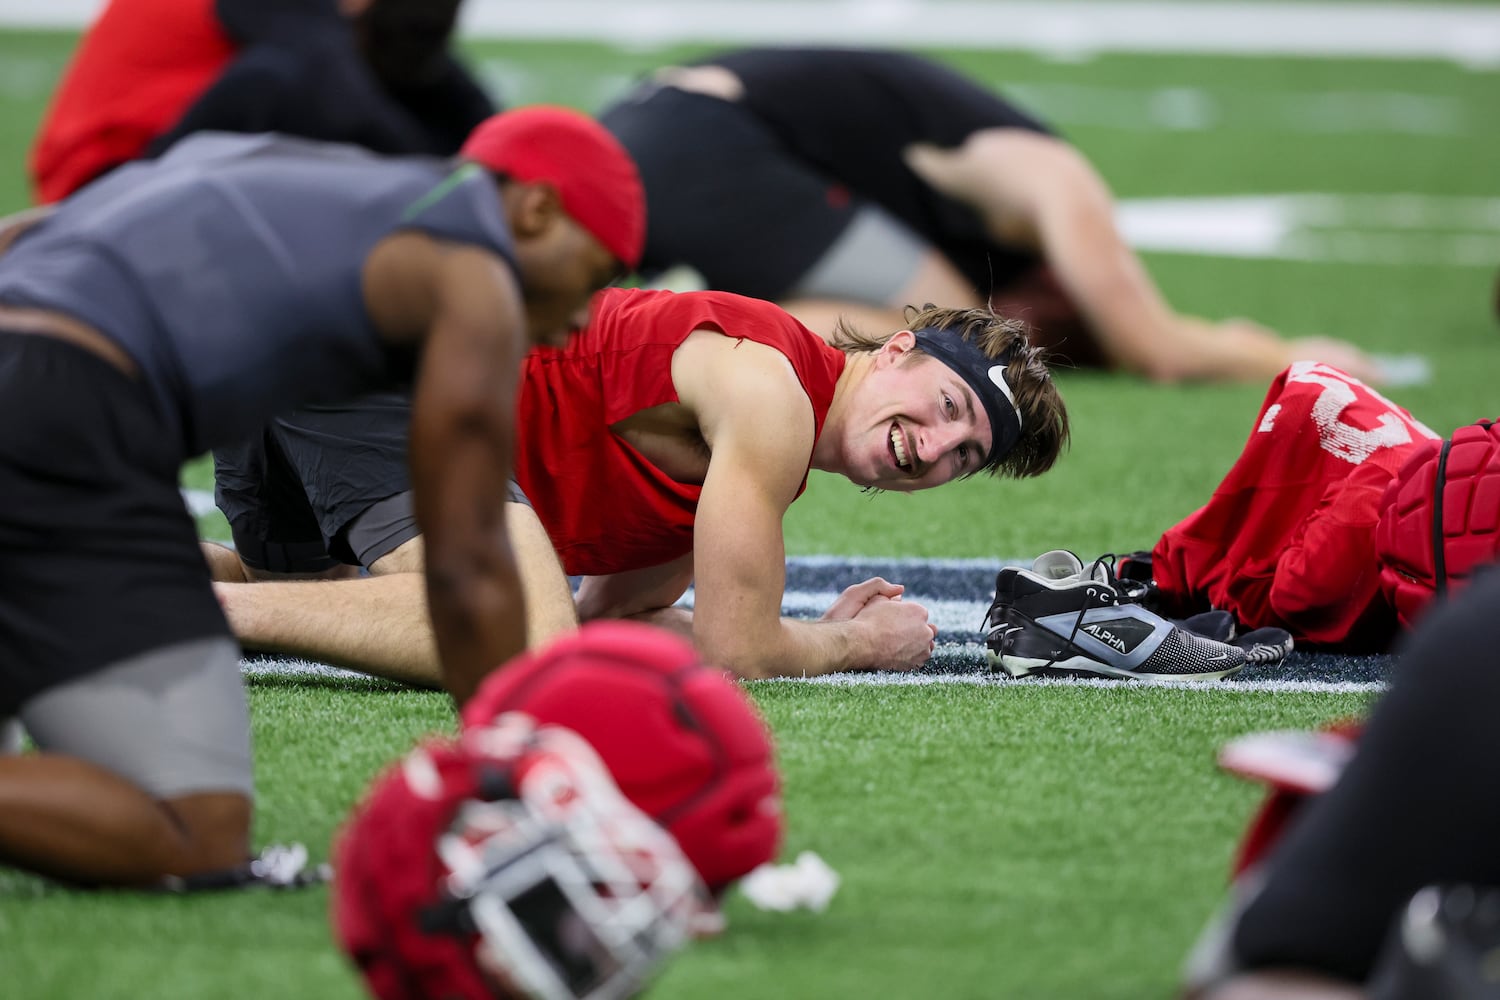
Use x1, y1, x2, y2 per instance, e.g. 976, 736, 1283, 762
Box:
0, 332, 228, 713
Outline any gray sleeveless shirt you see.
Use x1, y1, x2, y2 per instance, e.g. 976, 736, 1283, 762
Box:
0, 132, 516, 455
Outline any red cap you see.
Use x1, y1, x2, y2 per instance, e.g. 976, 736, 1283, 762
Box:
461, 105, 646, 270
461, 621, 783, 892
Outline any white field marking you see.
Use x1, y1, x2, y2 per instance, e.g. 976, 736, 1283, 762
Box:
240, 654, 1384, 695
1003, 82, 1470, 136
182, 487, 218, 518
484, 63, 1471, 139
6, 1, 1500, 66
760, 672, 1384, 694
777, 552, 1013, 570
1116, 193, 1500, 267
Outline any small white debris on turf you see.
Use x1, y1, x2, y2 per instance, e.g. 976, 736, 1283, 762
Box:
739, 851, 841, 913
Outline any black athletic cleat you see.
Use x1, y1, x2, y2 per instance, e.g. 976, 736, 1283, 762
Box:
983, 558, 1248, 681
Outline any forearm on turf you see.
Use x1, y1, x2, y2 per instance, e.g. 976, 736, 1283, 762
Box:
695, 613, 876, 680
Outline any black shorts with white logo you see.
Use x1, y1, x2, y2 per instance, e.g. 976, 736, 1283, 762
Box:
0, 332, 228, 713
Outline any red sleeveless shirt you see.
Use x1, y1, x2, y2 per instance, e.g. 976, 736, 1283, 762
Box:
515, 288, 847, 577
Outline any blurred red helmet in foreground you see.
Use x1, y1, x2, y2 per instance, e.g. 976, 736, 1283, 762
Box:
333, 622, 783, 999
335, 716, 711, 1000
461, 621, 783, 892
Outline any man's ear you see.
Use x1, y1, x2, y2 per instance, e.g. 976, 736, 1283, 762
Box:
503, 181, 565, 240
880, 329, 918, 361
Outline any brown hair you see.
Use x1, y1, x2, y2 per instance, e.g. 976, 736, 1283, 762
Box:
831, 304, 1069, 479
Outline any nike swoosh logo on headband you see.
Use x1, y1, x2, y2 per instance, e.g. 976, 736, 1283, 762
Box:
988, 365, 1021, 428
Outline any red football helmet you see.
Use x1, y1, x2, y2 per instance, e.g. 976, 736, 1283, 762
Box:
334, 715, 712, 1000
333, 621, 784, 999
460, 621, 783, 893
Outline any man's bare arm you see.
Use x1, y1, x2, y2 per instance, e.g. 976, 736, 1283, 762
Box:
677, 333, 935, 678
366, 234, 528, 705
574, 555, 695, 620
906, 129, 1381, 383
574, 556, 698, 641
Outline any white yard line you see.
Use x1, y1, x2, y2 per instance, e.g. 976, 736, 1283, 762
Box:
241, 655, 1383, 694
3, 1, 1500, 66
765, 672, 1384, 693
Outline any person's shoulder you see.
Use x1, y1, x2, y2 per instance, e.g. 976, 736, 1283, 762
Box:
592, 287, 796, 326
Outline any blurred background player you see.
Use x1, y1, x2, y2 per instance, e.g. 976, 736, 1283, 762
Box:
210, 293, 1069, 682
1181, 566, 1500, 999
29, 0, 491, 204
0, 106, 637, 887
334, 621, 783, 1000
599, 46, 1385, 384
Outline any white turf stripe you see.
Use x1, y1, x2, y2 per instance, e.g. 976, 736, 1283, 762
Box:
5, 1, 1500, 66
243, 659, 368, 682
472, 2, 1500, 66
241, 655, 1382, 694
182, 487, 218, 518
774, 553, 1012, 570
763, 673, 1384, 693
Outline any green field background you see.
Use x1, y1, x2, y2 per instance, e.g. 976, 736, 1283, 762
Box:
0, 23, 1494, 999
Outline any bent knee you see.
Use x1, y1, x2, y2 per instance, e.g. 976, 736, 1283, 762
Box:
161, 791, 253, 874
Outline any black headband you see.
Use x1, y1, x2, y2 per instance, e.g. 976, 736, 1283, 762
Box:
911, 327, 1023, 467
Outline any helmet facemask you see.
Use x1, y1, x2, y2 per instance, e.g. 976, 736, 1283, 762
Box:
420, 718, 710, 1000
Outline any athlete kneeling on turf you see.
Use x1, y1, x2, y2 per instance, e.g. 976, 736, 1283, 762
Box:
0, 106, 641, 887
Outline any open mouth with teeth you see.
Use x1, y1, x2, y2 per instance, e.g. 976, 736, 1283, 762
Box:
889, 421, 914, 474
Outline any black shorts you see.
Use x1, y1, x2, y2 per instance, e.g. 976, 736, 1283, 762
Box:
0, 332, 228, 713
602, 86, 860, 303
1221, 567, 1500, 982
213, 391, 531, 573
213, 391, 416, 573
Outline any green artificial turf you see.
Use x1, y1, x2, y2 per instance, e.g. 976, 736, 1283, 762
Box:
0, 21, 1492, 1000
0, 682, 1372, 999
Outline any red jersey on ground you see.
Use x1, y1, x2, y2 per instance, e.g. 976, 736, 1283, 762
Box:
515, 288, 847, 577
1151, 363, 1438, 650
30, 0, 234, 203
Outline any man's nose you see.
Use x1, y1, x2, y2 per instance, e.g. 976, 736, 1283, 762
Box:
919, 424, 964, 464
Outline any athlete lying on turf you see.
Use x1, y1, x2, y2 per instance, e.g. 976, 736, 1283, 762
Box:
598, 46, 1384, 385
0, 106, 639, 886
208, 290, 1070, 681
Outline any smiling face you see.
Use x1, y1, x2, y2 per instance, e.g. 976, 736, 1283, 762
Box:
837, 331, 995, 492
